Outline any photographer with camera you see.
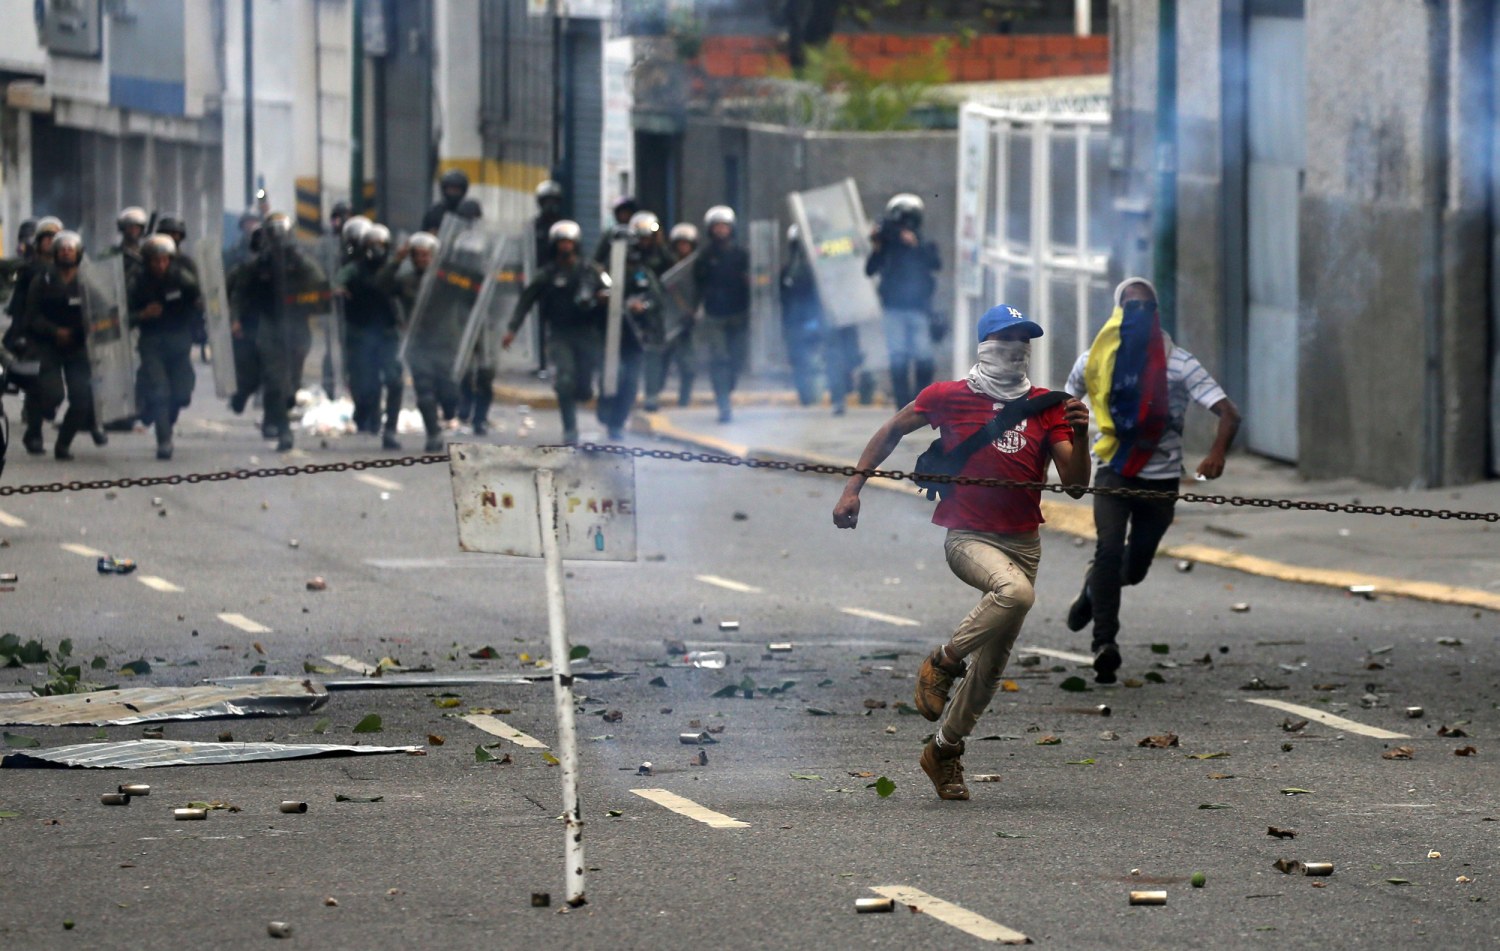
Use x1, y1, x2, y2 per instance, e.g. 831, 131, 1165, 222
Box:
865, 193, 941, 410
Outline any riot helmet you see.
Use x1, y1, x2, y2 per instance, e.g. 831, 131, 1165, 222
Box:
142, 234, 177, 259
53, 230, 84, 267
536, 180, 564, 208
118, 206, 149, 235
407, 231, 439, 271
16, 218, 37, 256
263, 212, 293, 242
456, 199, 483, 221
668, 222, 697, 247
362, 224, 392, 262
34, 217, 63, 255
548, 220, 583, 256
704, 205, 736, 241
884, 193, 924, 230
329, 200, 353, 231
156, 215, 187, 243
628, 211, 661, 243
786, 223, 800, 245
341, 216, 372, 251
611, 195, 639, 224
440, 169, 470, 206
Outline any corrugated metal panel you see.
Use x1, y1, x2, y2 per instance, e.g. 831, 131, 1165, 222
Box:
479, 0, 554, 204
378, 0, 435, 232
1, 739, 421, 770
568, 20, 603, 250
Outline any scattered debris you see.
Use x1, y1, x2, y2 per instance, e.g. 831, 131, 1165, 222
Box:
1455, 746, 1478, 757
1405, 707, 1424, 719
280, 801, 308, 814
718, 621, 740, 632
334, 794, 383, 803
0, 679, 331, 728
96, 556, 137, 576
1018, 655, 1041, 667
1282, 718, 1309, 732
1059, 677, 1090, 693
174, 808, 207, 820
1035, 735, 1061, 746
100, 793, 130, 805
1438, 725, 1469, 738
531, 893, 551, 908
1267, 827, 1297, 839
1138, 734, 1179, 749
1275, 859, 1333, 877
119, 784, 149, 796
1191, 872, 1206, 888
602, 710, 623, 723
884, 725, 897, 735
353, 714, 383, 733
856, 898, 894, 914
305, 577, 327, 592
1096, 704, 1112, 717
1428, 850, 1442, 860
973, 774, 1002, 783
1384, 878, 1413, 886
1457, 876, 1473, 884
1099, 730, 1119, 741
805, 707, 835, 716
267, 920, 293, 939
679, 732, 716, 745
1, 739, 420, 769
1436, 637, 1463, 647
692, 749, 708, 766
1280, 788, 1314, 796
790, 773, 823, 781
1347, 585, 1376, 600
1240, 678, 1287, 691
863, 699, 888, 710
637, 762, 653, 776
732, 511, 748, 521
1175, 560, 1193, 573
1382, 746, 1415, 760
871, 777, 895, 798
1186, 752, 1229, 760
767, 643, 793, 653
1001, 680, 1020, 693
1198, 803, 1232, 810
1129, 891, 1167, 906
1230, 603, 1250, 613
663, 639, 687, 655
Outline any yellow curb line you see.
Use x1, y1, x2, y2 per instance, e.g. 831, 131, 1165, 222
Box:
642, 413, 1500, 613
493, 383, 883, 412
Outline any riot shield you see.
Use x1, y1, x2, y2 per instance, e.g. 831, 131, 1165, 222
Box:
748, 219, 781, 371
195, 238, 236, 399
300, 234, 345, 397
399, 216, 502, 374
494, 223, 538, 372
79, 255, 136, 426
659, 251, 699, 343
787, 178, 883, 329
451, 233, 518, 381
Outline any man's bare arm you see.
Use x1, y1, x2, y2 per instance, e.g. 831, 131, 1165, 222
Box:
832, 404, 930, 529
1049, 398, 1093, 499
1196, 398, 1241, 480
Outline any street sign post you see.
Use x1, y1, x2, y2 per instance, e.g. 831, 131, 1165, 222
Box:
447, 444, 638, 908
602, 238, 627, 397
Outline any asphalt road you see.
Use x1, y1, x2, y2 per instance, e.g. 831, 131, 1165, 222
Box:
1, 372, 1497, 950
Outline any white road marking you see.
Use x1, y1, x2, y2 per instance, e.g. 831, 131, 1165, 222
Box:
196, 419, 231, 433
1242, 698, 1410, 740
355, 473, 403, 492
1018, 645, 1094, 665
218, 613, 272, 634
0, 509, 26, 528
137, 576, 183, 593
324, 655, 378, 675
60, 543, 107, 558
869, 886, 1029, 944
631, 789, 749, 829
461, 714, 548, 749
695, 574, 763, 594
840, 607, 920, 627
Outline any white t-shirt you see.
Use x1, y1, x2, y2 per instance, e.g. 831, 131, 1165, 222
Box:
1065, 347, 1228, 480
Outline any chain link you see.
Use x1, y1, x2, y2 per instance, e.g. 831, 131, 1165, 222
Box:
1, 442, 1495, 523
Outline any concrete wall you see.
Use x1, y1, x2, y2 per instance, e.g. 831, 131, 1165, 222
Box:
1111, 0, 1495, 487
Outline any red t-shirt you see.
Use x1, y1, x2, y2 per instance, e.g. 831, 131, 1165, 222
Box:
911, 381, 1073, 534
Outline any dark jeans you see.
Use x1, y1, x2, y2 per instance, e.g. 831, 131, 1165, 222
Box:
138, 330, 195, 446
1088, 467, 1180, 646
348, 328, 403, 434
256, 317, 312, 437
597, 345, 643, 435
408, 350, 460, 438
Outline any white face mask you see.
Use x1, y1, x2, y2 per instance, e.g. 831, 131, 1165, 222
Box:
967, 339, 1033, 401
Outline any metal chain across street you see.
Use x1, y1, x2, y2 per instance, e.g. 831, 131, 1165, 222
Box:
1, 443, 1496, 523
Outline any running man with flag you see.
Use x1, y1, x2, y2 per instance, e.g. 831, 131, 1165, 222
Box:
1064, 278, 1241, 684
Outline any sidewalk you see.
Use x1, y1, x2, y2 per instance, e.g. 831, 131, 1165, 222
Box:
491, 371, 1500, 611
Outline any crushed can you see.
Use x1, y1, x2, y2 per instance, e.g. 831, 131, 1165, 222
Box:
97, 556, 137, 575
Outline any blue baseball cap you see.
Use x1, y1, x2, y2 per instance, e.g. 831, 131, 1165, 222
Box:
976, 304, 1044, 342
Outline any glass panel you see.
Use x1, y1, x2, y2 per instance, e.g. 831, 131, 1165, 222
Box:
1087, 131, 1112, 255
1050, 134, 1079, 252
1087, 278, 1113, 341
1048, 276, 1080, 387
1004, 128, 1032, 248
1002, 272, 1031, 317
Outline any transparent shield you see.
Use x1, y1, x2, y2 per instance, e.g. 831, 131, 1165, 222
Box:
195, 238, 236, 399
748, 220, 782, 371
494, 224, 537, 372
451, 233, 518, 381
79, 255, 135, 425
400, 215, 503, 373
787, 178, 883, 329
658, 250, 700, 343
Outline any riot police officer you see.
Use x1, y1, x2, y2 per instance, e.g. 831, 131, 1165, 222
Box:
108, 206, 150, 282
421, 169, 470, 233
154, 215, 207, 356
594, 195, 640, 265
692, 205, 751, 424
337, 224, 403, 450
779, 224, 824, 407
130, 234, 203, 460
22, 231, 95, 460
534, 180, 565, 268
865, 192, 941, 410
597, 217, 668, 440
642, 222, 700, 413
8, 218, 64, 453
503, 220, 609, 445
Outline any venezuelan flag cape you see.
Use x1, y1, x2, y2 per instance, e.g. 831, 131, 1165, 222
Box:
1083, 304, 1170, 477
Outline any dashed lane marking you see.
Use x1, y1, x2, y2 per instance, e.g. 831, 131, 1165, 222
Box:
354, 473, 403, 492
868, 886, 1030, 945
137, 576, 183, 593
630, 789, 750, 829
461, 714, 548, 749
695, 574, 763, 594
60, 543, 107, 558
839, 606, 921, 627
324, 655, 379, 675
0, 509, 26, 528
1242, 698, 1410, 740
196, 419, 231, 434
218, 613, 272, 634
1017, 645, 1094, 665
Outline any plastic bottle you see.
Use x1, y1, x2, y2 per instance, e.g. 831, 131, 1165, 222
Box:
684, 650, 727, 670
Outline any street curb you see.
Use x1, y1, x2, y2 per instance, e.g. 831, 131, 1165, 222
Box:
494, 383, 888, 412
638, 413, 1500, 614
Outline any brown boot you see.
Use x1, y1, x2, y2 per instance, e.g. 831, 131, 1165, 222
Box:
919, 737, 970, 801
914, 646, 965, 722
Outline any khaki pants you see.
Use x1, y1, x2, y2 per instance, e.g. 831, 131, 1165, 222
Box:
940, 528, 1041, 743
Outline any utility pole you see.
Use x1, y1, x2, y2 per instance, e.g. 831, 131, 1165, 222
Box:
243, 0, 255, 207
350, 0, 365, 214
1153, 0, 1178, 336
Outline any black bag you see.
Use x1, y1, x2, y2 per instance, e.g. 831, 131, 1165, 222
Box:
913, 391, 1069, 501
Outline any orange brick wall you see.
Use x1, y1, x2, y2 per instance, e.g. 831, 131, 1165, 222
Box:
696, 33, 1109, 81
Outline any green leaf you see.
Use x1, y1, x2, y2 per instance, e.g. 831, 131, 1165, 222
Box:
248, 663, 266, 676
0, 810, 19, 819
90, 656, 108, 670
57, 639, 73, 658
0, 633, 17, 655
1144, 671, 1166, 684
334, 793, 383, 803
569, 645, 591, 661
475, 745, 498, 763
1150, 643, 1170, 655
352, 714, 383, 734
311, 718, 330, 735
894, 702, 920, 716
1059, 676, 1090, 692
432, 697, 462, 709
790, 773, 822, 781
873, 776, 895, 798
1066, 759, 1096, 765
120, 658, 151, 676
541, 751, 560, 765
738, 675, 756, 693
711, 684, 739, 698
18, 639, 48, 665
1198, 803, 1232, 810
468, 646, 499, 659
1280, 787, 1314, 795
303, 661, 338, 675
861, 651, 900, 661
817, 678, 834, 687
1187, 752, 1230, 760
994, 831, 1032, 839
3, 732, 40, 749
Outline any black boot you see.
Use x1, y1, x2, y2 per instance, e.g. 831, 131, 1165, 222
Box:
54, 425, 76, 461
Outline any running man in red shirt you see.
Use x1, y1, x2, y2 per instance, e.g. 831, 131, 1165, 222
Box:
833, 304, 1091, 801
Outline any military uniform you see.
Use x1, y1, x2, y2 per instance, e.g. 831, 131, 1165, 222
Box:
692, 239, 751, 421
779, 242, 824, 407
129, 261, 203, 456
508, 258, 609, 443
337, 257, 404, 439
232, 241, 327, 449
23, 265, 94, 457
597, 249, 667, 439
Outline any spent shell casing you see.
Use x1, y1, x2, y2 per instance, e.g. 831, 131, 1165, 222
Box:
100, 793, 131, 805
1348, 584, 1376, 599
1096, 704, 1112, 717
173, 807, 208, 820
118, 783, 150, 796
279, 801, 308, 814
679, 732, 710, 744
267, 921, 292, 939
1405, 706, 1424, 718
719, 620, 740, 631
855, 898, 895, 913
0, 572, 17, 583
767, 643, 793, 652
1300, 862, 1334, 876
1129, 890, 1168, 905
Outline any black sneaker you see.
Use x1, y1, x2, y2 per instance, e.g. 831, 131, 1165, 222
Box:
1092, 643, 1121, 685
1066, 580, 1093, 632
382, 432, 401, 451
